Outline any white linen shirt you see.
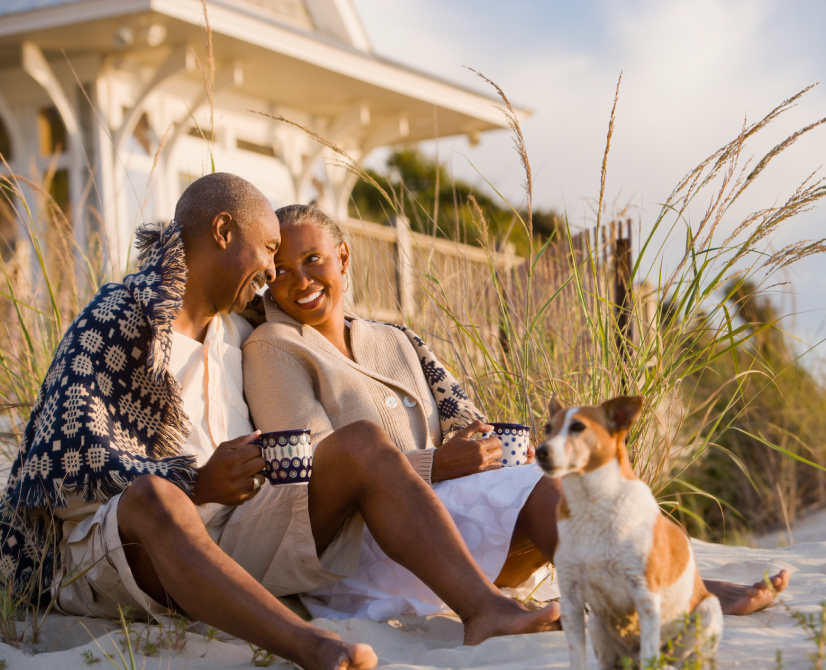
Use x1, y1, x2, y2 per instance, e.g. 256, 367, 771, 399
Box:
169, 312, 254, 530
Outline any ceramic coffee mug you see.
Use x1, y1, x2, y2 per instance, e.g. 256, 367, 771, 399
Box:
254, 429, 312, 485
480, 423, 531, 467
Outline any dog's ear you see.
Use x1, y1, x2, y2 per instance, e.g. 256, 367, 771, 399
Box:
548, 395, 566, 420
601, 396, 643, 433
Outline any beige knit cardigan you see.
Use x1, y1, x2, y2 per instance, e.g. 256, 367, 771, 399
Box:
242, 293, 441, 483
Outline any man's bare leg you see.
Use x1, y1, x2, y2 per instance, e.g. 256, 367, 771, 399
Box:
308, 421, 559, 645
494, 476, 791, 615
118, 476, 377, 670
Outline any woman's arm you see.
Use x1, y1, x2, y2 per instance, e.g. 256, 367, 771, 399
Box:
431, 420, 506, 482
389, 324, 486, 440
244, 337, 439, 485
242, 340, 335, 447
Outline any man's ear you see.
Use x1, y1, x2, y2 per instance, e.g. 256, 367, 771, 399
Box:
548, 395, 566, 420
601, 396, 643, 434
212, 212, 234, 250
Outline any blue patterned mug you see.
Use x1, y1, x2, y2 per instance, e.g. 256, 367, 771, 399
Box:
254, 429, 312, 485
480, 423, 531, 467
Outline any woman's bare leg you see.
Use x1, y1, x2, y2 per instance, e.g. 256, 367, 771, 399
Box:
495, 476, 561, 588
704, 572, 790, 614
308, 420, 560, 644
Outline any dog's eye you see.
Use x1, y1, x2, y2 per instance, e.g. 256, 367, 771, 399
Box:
569, 420, 586, 434
544, 423, 552, 436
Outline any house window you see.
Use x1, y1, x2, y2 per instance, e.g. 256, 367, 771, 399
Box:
187, 126, 215, 142
0, 116, 11, 161
127, 112, 154, 155
48, 169, 70, 218
236, 138, 276, 157
0, 184, 15, 261
38, 107, 67, 156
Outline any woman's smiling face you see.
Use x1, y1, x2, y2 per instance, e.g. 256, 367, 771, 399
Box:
268, 223, 350, 328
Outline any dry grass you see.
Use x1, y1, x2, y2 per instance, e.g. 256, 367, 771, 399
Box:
0, 18, 824, 656
290, 75, 826, 528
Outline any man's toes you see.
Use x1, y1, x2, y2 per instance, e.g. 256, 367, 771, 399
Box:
347, 644, 378, 669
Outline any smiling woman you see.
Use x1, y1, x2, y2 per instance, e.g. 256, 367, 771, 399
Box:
242, 204, 567, 621
268, 204, 354, 359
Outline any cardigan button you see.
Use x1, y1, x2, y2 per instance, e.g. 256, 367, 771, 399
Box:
403, 396, 417, 408
385, 396, 399, 408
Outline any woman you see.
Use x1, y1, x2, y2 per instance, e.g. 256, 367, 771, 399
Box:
242, 205, 559, 620
243, 204, 788, 622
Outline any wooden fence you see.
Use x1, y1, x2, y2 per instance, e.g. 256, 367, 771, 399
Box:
342, 217, 649, 363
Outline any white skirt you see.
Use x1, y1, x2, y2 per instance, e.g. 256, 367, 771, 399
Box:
300, 464, 560, 621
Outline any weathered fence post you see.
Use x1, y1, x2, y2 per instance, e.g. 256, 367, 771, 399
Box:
614, 218, 633, 355
390, 215, 415, 320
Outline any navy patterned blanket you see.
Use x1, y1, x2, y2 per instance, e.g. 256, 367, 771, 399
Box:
0, 221, 488, 595
0, 223, 197, 592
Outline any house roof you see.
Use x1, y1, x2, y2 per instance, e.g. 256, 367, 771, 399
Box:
0, 0, 82, 17
0, 0, 529, 143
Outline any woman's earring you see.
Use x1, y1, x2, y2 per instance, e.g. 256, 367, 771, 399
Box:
342, 271, 350, 293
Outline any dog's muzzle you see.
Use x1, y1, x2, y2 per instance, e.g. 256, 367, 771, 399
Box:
535, 443, 552, 470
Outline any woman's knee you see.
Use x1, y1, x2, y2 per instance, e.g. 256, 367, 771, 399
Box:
315, 420, 401, 471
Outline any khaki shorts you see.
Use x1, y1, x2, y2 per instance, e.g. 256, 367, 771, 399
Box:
55, 483, 364, 619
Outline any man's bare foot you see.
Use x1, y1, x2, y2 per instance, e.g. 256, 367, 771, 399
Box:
704, 569, 790, 615
462, 598, 561, 646
300, 633, 378, 670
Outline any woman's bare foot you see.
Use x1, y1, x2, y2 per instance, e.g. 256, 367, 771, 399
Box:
703, 569, 790, 615
462, 598, 561, 646
299, 633, 378, 670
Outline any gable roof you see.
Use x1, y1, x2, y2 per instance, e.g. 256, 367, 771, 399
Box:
0, 0, 371, 50
0, 0, 83, 18
0, 0, 528, 142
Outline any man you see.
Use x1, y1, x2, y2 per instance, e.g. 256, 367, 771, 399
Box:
1, 173, 559, 670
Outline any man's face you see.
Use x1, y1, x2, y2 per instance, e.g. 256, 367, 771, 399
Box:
219, 205, 281, 314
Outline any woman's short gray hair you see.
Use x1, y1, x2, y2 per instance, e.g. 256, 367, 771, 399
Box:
274, 204, 352, 247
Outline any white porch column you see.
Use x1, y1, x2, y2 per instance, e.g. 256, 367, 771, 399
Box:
21, 41, 87, 252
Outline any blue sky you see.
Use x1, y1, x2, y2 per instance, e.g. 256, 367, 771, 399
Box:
352, 0, 826, 344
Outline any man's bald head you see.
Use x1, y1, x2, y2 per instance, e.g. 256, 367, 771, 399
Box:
174, 173, 272, 243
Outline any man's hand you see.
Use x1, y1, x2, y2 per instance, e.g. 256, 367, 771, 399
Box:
431, 420, 502, 483
190, 431, 267, 506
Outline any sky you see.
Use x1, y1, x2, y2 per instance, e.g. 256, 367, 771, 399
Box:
351, 0, 826, 345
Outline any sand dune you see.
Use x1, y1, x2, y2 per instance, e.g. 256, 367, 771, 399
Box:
0, 538, 822, 669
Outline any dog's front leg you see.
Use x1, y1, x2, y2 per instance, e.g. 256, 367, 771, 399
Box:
559, 580, 588, 670
635, 586, 663, 668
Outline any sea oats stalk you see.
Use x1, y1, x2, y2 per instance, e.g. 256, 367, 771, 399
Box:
261, 79, 826, 527
0, 8, 824, 645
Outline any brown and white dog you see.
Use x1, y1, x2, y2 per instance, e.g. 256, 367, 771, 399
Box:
535, 396, 722, 669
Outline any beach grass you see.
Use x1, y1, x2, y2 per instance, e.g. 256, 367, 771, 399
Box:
0, 7, 825, 655
335, 75, 826, 542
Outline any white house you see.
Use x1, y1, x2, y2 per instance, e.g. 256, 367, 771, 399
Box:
0, 0, 526, 269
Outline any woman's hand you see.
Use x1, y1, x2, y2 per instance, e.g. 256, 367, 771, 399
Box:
431, 420, 502, 483
190, 431, 268, 506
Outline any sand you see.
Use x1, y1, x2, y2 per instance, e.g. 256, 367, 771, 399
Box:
0, 538, 822, 669
755, 508, 826, 548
